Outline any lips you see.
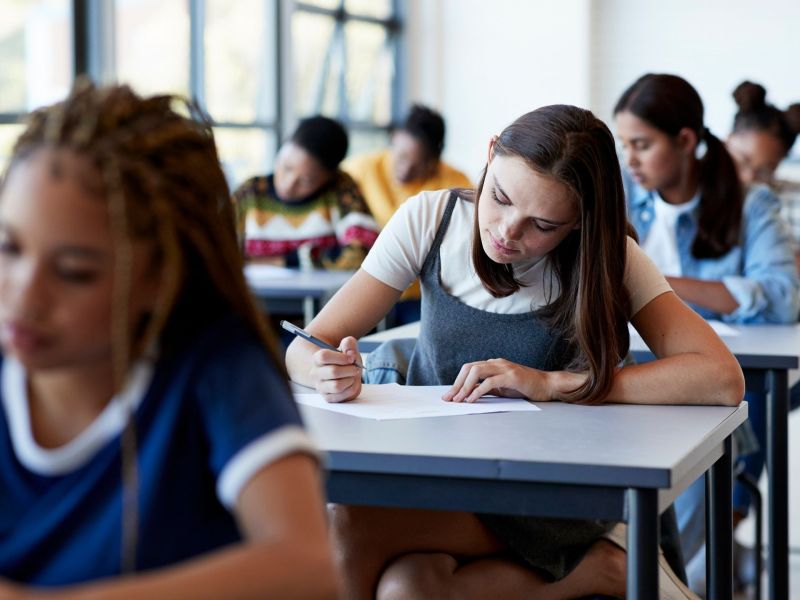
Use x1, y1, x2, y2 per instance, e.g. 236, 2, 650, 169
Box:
488, 232, 517, 256
0, 321, 49, 354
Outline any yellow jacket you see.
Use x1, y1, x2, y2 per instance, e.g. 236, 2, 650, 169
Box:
343, 150, 472, 301
343, 149, 472, 227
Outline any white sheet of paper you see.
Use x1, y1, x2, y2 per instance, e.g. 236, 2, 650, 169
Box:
294, 384, 541, 420
628, 319, 739, 338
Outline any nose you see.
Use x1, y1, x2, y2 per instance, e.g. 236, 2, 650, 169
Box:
499, 216, 524, 241
279, 174, 299, 199
1, 261, 48, 320
624, 149, 639, 170
395, 162, 412, 182
739, 165, 755, 186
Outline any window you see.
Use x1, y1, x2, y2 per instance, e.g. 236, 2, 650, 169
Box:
0, 0, 72, 172
109, 0, 279, 187
2, 1, 403, 188
292, 1, 400, 156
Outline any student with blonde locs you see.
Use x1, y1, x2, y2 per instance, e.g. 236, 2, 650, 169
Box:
286, 104, 743, 599
0, 82, 336, 599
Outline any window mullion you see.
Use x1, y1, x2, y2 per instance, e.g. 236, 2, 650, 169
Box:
189, 0, 206, 109
336, 17, 348, 122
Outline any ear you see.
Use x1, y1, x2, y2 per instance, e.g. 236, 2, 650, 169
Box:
487, 135, 499, 163
676, 127, 699, 155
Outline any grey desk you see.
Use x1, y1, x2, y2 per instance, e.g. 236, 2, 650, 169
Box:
632, 325, 800, 600
301, 399, 747, 599
245, 267, 354, 325
361, 321, 800, 600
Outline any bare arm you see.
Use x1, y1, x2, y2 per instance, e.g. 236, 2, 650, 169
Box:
666, 276, 739, 315
443, 292, 743, 407
603, 291, 744, 406
18, 455, 337, 600
285, 269, 403, 401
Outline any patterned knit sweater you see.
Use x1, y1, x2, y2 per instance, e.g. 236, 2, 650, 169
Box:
231, 171, 379, 269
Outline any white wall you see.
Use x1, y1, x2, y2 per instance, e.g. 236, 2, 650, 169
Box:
590, 0, 800, 145
405, 0, 800, 178
406, 0, 592, 180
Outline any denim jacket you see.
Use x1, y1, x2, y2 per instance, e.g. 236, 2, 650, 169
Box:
624, 170, 800, 323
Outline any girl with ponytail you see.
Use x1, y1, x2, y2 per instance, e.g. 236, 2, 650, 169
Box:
615, 73, 800, 594
615, 73, 799, 324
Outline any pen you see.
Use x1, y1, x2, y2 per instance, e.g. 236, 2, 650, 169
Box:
280, 320, 365, 369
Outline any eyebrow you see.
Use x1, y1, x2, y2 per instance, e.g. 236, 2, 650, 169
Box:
492, 175, 570, 226
619, 135, 649, 145
53, 247, 108, 261
0, 223, 108, 262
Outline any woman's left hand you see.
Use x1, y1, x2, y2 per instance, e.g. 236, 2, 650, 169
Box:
442, 358, 555, 403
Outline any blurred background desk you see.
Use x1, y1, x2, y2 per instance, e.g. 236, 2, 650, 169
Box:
245, 264, 355, 326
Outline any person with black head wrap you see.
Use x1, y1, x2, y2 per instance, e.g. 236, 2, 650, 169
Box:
232, 115, 378, 270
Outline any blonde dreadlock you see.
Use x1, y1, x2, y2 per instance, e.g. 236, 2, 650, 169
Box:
8, 78, 285, 376
4, 79, 287, 572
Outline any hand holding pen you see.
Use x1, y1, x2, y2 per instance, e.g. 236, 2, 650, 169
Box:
281, 321, 363, 402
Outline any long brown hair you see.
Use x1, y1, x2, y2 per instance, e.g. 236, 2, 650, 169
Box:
614, 73, 743, 259
471, 105, 632, 405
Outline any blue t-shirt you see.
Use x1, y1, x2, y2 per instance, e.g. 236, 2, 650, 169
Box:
0, 315, 315, 585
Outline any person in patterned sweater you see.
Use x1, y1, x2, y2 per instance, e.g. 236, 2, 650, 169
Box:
232, 116, 378, 270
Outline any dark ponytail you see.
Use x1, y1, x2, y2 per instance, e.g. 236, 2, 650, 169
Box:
692, 129, 742, 258
615, 73, 743, 258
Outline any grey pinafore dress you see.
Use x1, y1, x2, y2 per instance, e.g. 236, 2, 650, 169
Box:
364, 192, 613, 580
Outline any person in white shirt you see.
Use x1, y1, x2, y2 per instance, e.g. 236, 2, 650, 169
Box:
287, 104, 743, 599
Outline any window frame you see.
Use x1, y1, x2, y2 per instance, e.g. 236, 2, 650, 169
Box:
291, 0, 405, 137
71, 0, 404, 173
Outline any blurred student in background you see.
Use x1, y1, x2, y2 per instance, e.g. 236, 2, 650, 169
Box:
344, 105, 471, 324
727, 80, 800, 268
615, 72, 800, 596
344, 104, 471, 227
232, 116, 378, 271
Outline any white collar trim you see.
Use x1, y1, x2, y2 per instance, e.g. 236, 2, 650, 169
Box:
1, 357, 154, 476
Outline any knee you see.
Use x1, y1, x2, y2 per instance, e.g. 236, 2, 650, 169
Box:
575, 539, 626, 597
328, 504, 372, 556
376, 553, 458, 600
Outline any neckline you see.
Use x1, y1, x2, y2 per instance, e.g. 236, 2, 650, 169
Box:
653, 189, 700, 214
1, 357, 154, 476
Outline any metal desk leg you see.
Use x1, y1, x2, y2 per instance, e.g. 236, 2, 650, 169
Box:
706, 436, 733, 600
767, 368, 789, 600
627, 488, 659, 600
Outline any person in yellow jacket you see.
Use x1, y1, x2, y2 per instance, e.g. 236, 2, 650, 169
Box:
343, 105, 471, 323
343, 104, 472, 227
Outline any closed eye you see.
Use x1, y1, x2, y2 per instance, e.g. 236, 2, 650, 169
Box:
531, 220, 558, 233
491, 188, 510, 206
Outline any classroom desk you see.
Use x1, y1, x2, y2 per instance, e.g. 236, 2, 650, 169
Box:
360, 321, 800, 600
300, 396, 747, 599
245, 266, 354, 325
